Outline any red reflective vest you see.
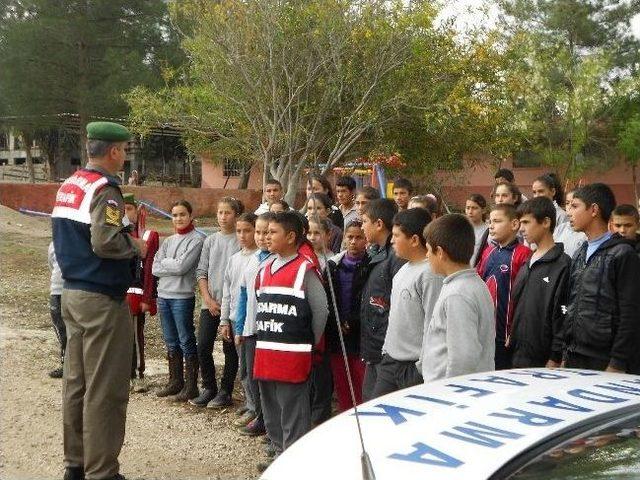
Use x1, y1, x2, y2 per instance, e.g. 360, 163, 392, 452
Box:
253, 254, 315, 383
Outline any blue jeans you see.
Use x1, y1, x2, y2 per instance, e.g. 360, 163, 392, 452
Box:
157, 297, 197, 356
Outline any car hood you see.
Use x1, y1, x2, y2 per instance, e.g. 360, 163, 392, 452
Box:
262, 368, 640, 480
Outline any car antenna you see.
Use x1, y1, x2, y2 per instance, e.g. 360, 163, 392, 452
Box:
306, 178, 376, 480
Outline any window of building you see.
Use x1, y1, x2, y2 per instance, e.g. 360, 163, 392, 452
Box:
14, 157, 26, 165
223, 158, 243, 177
0, 133, 8, 150
13, 136, 23, 150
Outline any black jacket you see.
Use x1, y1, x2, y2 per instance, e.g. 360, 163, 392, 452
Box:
563, 234, 640, 373
359, 237, 406, 364
510, 244, 571, 367
323, 251, 368, 355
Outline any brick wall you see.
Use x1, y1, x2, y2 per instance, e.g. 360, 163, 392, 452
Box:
0, 182, 263, 217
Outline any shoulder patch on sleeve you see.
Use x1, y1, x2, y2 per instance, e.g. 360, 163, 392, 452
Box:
105, 205, 122, 226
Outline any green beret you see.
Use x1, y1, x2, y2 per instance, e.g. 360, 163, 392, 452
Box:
86, 121, 131, 142
123, 193, 136, 205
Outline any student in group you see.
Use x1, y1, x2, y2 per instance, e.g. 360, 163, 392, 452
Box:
563, 183, 640, 373
335, 176, 358, 229
476, 204, 532, 370
254, 212, 328, 472
421, 214, 495, 381
359, 199, 406, 401
392, 177, 413, 211
234, 212, 276, 437
191, 197, 242, 408
124, 194, 159, 393
408, 195, 438, 220
153, 200, 205, 401
494, 168, 515, 184
531, 173, 568, 227
474, 181, 523, 267
306, 193, 343, 254
269, 199, 290, 213
324, 220, 369, 412
47, 241, 65, 378
493, 180, 523, 207
553, 188, 587, 258
465, 193, 488, 266
494, 168, 527, 201
372, 208, 443, 397
307, 218, 331, 270
305, 174, 343, 228
354, 186, 381, 220
216, 212, 258, 425
610, 204, 640, 253
510, 197, 571, 368
255, 179, 285, 215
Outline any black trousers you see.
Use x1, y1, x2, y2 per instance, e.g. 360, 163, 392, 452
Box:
309, 349, 333, 425
495, 341, 513, 370
50, 294, 66, 364
371, 354, 423, 398
362, 362, 379, 402
197, 309, 239, 394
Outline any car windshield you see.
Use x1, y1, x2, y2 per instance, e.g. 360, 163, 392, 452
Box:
512, 412, 640, 479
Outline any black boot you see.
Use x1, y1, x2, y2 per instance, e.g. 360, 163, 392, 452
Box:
188, 387, 216, 407
156, 351, 184, 397
171, 354, 199, 402
62, 466, 84, 480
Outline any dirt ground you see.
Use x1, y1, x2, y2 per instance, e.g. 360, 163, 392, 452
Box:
0, 206, 267, 480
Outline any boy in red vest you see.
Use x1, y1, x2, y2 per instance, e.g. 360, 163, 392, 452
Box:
254, 211, 328, 472
123, 193, 160, 393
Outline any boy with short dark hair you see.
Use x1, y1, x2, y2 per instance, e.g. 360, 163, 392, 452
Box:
354, 185, 381, 220
372, 209, 443, 397
359, 199, 405, 401
392, 177, 413, 211
477, 204, 532, 369
564, 183, 640, 373
510, 197, 571, 368
611, 204, 640, 255
335, 176, 358, 229
255, 178, 284, 215
421, 214, 495, 381
254, 211, 328, 470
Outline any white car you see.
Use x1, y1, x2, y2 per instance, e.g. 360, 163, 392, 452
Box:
262, 368, 640, 480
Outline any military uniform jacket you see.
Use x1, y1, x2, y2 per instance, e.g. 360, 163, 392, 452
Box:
52, 166, 138, 297
253, 254, 315, 383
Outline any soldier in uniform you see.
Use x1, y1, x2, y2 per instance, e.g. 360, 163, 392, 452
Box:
52, 122, 147, 480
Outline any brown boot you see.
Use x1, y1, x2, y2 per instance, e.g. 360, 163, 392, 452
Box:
156, 351, 184, 397
170, 354, 199, 402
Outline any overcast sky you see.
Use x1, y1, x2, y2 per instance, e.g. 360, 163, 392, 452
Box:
437, 0, 640, 39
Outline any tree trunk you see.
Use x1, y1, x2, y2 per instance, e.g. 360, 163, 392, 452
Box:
238, 163, 252, 189
633, 162, 639, 210
284, 165, 302, 207
23, 131, 35, 183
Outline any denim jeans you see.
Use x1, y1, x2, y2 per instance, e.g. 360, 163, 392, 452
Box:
158, 297, 197, 356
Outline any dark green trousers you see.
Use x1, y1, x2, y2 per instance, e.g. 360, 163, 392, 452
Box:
62, 289, 133, 480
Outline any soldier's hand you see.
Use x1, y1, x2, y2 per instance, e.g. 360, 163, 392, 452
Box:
234, 335, 243, 346
140, 302, 149, 313
132, 236, 148, 258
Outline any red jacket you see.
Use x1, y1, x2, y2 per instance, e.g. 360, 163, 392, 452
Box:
127, 228, 159, 316
477, 238, 531, 343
